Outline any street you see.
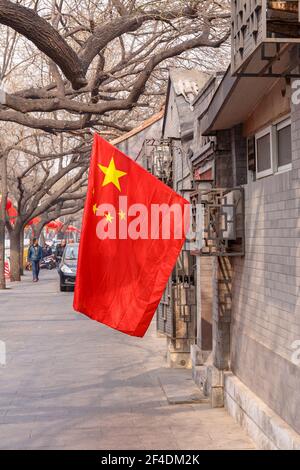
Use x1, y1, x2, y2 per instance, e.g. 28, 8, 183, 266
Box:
0, 271, 255, 450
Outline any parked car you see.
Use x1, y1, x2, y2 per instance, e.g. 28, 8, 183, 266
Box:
58, 243, 79, 292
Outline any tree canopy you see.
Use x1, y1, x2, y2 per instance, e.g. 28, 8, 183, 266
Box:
0, 0, 230, 135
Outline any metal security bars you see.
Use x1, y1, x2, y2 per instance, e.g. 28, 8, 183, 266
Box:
190, 187, 245, 257
139, 139, 173, 187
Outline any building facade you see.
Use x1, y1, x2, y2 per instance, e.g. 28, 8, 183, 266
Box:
189, 0, 300, 449
112, 5, 300, 443
159, 69, 212, 368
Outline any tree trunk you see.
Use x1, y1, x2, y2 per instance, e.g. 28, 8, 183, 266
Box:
19, 227, 24, 276
0, 218, 5, 289
40, 230, 45, 246
9, 229, 22, 282
0, 154, 7, 290
34, 224, 44, 242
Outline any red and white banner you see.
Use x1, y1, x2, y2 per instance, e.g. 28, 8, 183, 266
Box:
4, 260, 10, 280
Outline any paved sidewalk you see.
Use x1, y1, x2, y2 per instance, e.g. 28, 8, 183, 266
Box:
0, 271, 255, 450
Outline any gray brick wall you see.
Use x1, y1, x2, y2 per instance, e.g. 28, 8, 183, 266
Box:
231, 124, 247, 186
215, 130, 233, 188
196, 257, 213, 350
230, 92, 300, 434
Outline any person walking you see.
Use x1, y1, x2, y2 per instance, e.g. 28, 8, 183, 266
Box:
42, 243, 52, 258
28, 238, 43, 282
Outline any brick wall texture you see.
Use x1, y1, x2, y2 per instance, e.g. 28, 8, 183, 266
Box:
230, 98, 300, 434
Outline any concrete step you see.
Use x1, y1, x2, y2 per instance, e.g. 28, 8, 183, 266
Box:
157, 368, 210, 405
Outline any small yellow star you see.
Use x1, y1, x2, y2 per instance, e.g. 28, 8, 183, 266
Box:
98, 157, 127, 192
118, 210, 126, 221
105, 212, 114, 223
93, 203, 98, 215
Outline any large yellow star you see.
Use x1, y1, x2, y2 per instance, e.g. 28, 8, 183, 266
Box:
98, 157, 127, 192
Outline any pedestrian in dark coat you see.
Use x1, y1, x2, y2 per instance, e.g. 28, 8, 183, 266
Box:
28, 238, 43, 282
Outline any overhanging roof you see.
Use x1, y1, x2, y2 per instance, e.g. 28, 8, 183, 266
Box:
203, 44, 297, 135
202, 68, 277, 135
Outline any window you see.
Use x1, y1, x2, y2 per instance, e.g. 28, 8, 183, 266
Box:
255, 127, 273, 178
254, 117, 292, 179
64, 245, 79, 261
277, 118, 292, 171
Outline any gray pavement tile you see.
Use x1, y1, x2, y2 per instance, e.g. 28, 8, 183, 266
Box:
0, 271, 255, 450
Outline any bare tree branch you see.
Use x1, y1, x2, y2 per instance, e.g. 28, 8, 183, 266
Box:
0, 0, 86, 89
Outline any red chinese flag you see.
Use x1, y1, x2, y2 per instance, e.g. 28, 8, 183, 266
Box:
73, 134, 189, 337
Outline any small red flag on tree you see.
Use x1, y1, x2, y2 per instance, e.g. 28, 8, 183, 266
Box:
73, 134, 189, 337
